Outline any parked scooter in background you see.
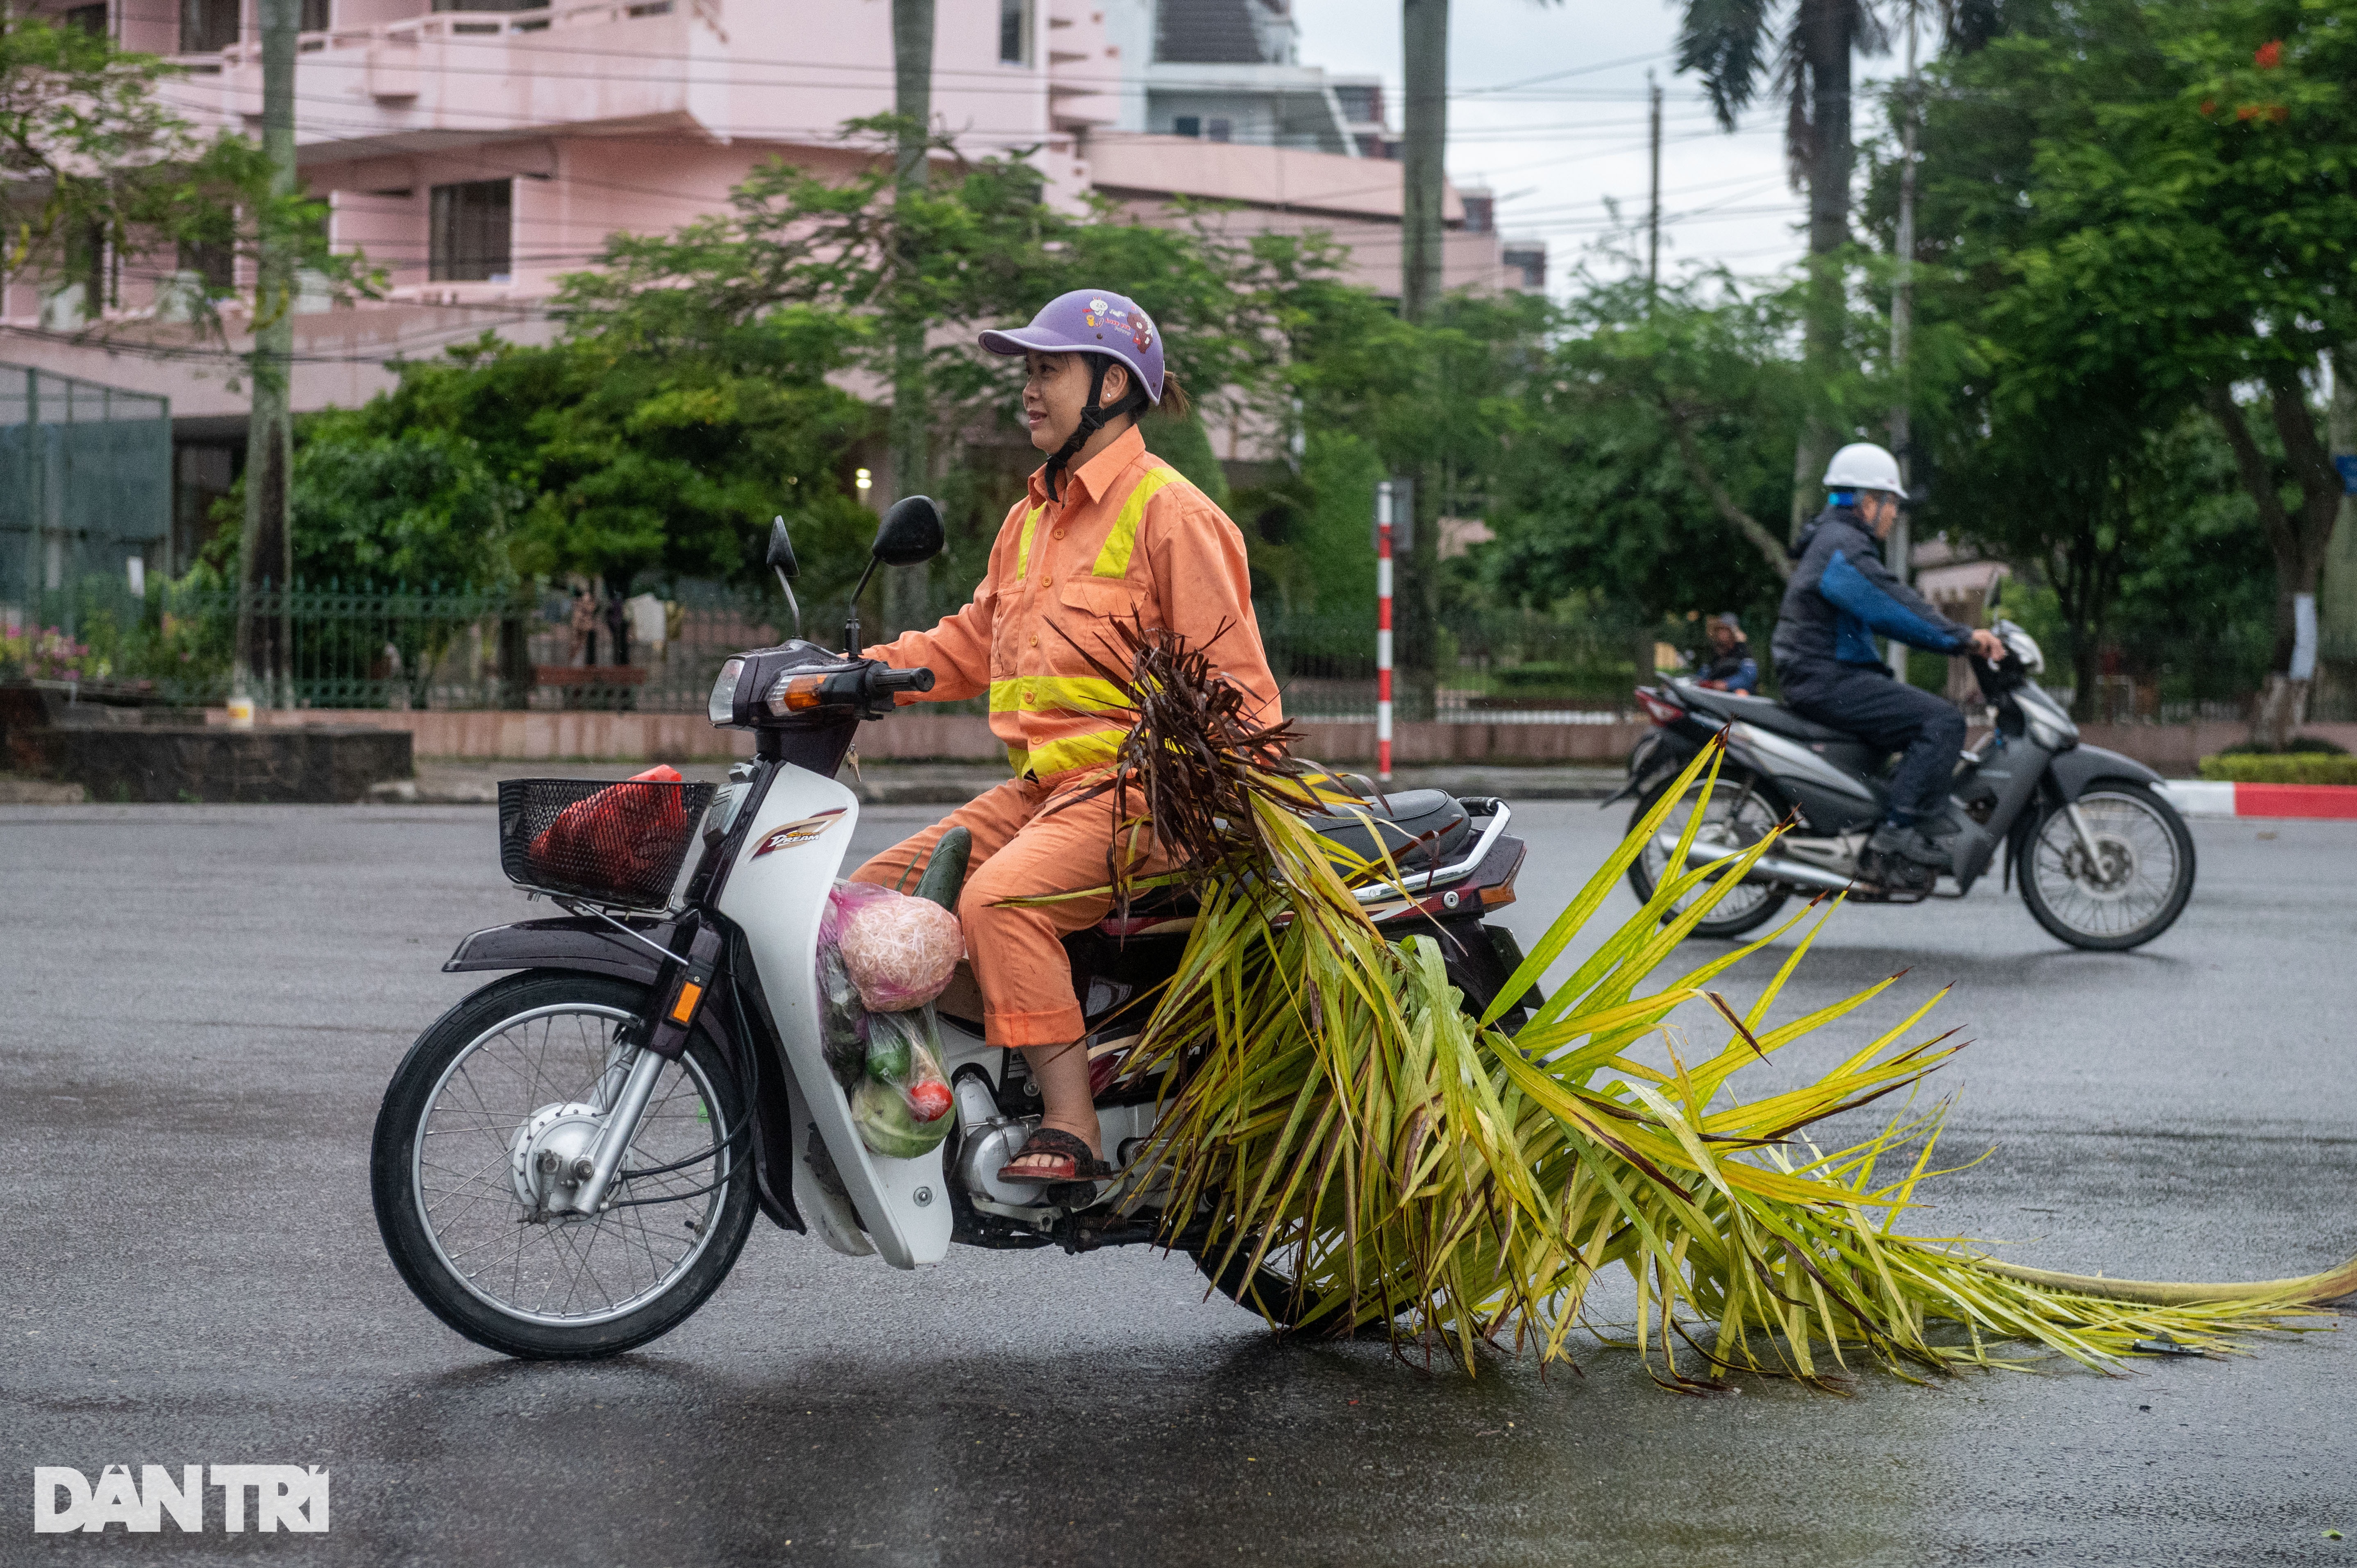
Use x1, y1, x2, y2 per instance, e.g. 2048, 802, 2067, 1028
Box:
1610, 620, 2196, 951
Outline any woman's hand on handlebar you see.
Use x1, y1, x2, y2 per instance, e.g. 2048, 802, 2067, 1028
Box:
816, 660, 934, 717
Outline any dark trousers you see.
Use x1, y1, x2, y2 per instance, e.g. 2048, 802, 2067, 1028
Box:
1780, 659, 1966, 823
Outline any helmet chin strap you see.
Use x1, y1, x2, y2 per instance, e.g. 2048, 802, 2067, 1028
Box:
1042, 356, 1142, 502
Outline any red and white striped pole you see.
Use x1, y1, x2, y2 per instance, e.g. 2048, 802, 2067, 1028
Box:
1376, 480, 1394, 785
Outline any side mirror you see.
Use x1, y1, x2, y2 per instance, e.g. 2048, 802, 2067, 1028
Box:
873, 495, 945, 567
765, 515, 799, 579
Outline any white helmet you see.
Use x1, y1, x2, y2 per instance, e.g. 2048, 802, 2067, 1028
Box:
1823, 442, 1904, 494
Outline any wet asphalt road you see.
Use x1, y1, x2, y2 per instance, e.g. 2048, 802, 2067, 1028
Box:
3, 798, 2353, 1567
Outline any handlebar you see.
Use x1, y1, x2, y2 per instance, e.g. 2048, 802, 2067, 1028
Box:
812, 660, 933, 718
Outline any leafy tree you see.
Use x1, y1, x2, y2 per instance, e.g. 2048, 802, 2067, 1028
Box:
1895, 0, 2357, 737
1480, 276, 1801, 652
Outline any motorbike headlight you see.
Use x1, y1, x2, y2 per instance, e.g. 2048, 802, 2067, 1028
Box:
707, 657, 745, 725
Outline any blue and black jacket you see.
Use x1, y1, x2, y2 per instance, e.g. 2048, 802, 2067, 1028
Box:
1769, 506, 1971, 672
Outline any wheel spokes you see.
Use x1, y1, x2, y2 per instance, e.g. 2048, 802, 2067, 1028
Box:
410, 1004, 729, 1328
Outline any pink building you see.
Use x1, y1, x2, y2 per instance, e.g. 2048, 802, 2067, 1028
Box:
8, 0, 1539, 563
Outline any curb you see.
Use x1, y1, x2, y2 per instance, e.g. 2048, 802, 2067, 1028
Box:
2160, 780, 2357, 820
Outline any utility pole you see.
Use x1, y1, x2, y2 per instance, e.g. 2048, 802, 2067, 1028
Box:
1400, 0, 1447, 324
1646, 70, 1662, 297
1886, 9, 1918, 681
883, 0, 935, 642
1396, 0, 1447, 719
234, 0, 297, 711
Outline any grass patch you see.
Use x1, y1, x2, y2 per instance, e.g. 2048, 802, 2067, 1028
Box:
2196, 752, 2357, 785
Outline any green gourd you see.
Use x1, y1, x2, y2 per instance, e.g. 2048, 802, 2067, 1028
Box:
912, 826, 971, 912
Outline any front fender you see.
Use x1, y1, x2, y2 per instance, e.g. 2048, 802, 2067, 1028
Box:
2044, 742, 2165, 803
443, 915, 680, 984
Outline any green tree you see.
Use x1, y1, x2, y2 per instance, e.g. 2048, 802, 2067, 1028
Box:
1481, 275, 1803, 651
1898, 0, 2357, 739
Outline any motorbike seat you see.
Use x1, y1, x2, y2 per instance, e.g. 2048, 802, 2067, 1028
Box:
1091, 788, 1473, 937
1675, 682, 1855, 746
1302, 788, 1474, 872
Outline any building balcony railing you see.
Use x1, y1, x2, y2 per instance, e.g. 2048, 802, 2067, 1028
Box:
163, 0, 695, 147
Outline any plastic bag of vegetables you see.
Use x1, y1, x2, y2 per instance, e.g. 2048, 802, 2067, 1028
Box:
817, 946, 869, 1089
824, 882, 963, 1012
850, 1007, 955, 1159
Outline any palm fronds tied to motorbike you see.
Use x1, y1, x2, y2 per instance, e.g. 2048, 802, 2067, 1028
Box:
1066, 619, 2357, 1385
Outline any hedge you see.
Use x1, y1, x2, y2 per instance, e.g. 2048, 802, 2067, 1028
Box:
2195, 753, 2357, 786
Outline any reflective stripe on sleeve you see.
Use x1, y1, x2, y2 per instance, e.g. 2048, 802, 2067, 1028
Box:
1090, 467, 1184, 579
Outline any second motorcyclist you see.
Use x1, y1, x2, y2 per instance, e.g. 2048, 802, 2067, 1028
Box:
1769, 443, 2004, 885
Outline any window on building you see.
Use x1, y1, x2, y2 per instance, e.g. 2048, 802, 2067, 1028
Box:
64, 5, 109, 38
998, 0, 1031, 64
429, 179, 511, 282
303, 0, 330, 29
179, 237, 234, 292
179, 0, 239, 53
1173, 115, 1201, 138
1206, 117, 1233, 143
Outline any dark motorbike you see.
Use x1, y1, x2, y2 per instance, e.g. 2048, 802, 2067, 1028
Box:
1611, 621, 2196, 951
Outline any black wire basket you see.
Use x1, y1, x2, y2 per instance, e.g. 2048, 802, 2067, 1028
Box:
497, 778, 717, 909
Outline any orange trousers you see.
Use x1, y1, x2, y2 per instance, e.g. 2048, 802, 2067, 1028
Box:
849, 772, 1163, 1049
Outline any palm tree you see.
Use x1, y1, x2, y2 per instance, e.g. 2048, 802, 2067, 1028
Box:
1674, 0, 1999, 529
1678, 0, 1887, 529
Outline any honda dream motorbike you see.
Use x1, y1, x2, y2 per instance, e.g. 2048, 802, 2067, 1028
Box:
1614, 622, 2196, 951
371, 500, 1537, 1358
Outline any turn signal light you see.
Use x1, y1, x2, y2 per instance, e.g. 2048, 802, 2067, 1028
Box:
766, 672, 828, 715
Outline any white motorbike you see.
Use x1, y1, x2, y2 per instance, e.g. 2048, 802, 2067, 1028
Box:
370, 500, 1537, 1358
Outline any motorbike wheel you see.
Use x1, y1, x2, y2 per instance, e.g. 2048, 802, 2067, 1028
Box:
2018, 784, 2196, 951
370, 971, 757, 1359
1625, 774, 1790, 941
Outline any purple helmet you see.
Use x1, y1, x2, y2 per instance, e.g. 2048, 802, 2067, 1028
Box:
978, 288, 1165, 403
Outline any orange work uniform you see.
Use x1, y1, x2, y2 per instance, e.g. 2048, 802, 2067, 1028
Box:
850, 424, 1281, 1048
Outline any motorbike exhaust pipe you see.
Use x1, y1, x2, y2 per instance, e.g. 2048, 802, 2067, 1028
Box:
1656, 835, 1857, 895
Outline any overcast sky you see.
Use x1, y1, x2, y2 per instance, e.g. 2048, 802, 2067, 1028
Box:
1290, 0, 1914, 293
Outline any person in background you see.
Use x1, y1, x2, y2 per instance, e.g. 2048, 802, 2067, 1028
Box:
568, 584, 599, 667
602, 588, 630, 667
1695, 613, 1758, 694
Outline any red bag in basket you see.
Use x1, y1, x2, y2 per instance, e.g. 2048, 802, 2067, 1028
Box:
529, 765, 688, 888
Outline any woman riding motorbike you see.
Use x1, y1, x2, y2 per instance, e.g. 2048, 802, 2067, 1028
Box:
848, 289, 1283, 1184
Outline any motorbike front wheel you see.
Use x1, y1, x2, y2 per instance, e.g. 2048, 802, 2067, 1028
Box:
2018, 784, 2196, 951
370, 971, 757, 1359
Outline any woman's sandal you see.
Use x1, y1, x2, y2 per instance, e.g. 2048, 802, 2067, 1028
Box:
995, 1126, 1114, 1184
